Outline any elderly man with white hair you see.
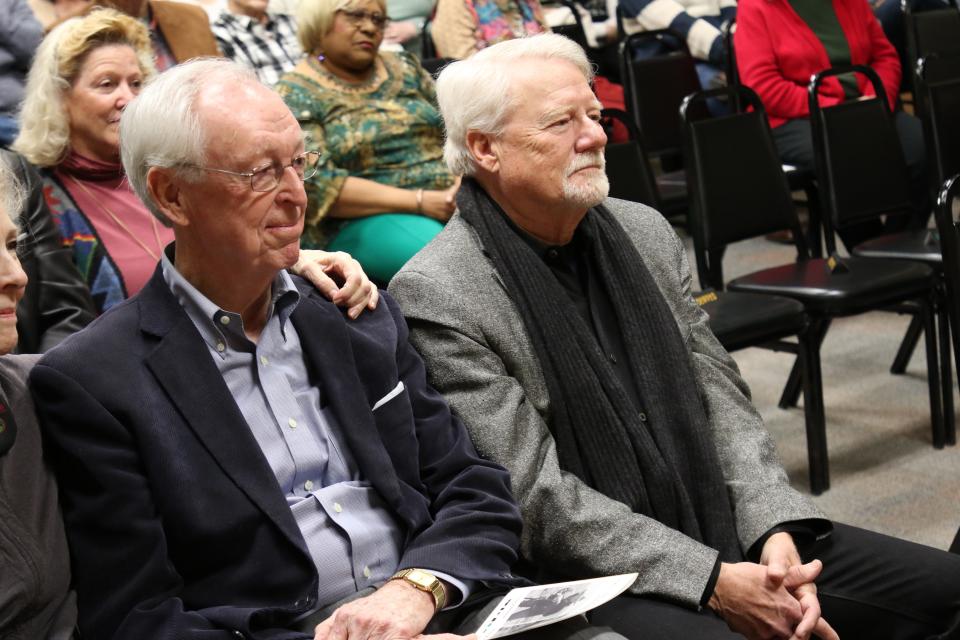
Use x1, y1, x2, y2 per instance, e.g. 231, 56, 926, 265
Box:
389, 33, 960, 640
28, 58, 628, 640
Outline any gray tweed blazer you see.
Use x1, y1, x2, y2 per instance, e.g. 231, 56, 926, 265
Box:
389, 198, 826, 608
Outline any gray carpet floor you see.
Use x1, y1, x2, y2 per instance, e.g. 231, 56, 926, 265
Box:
684, 233, 960, 551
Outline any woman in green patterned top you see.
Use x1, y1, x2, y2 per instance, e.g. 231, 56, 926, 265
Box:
276, 0, 459, 283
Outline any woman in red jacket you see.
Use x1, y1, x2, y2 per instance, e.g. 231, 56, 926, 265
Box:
735, 0, 928, 246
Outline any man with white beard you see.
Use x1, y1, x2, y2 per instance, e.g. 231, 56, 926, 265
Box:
390, 33, 960, 640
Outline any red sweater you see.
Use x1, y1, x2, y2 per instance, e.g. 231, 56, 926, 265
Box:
735, 0, 901, 128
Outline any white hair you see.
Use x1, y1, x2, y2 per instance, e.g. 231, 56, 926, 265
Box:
435, 33, 594, 176
120, 58, 260, 225
0, 160, 26, 228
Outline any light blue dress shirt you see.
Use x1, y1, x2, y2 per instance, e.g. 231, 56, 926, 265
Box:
160, 256, 468, 609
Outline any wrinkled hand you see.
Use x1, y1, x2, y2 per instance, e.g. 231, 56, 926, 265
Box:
314, 580, 437, 640
420, 177, 461, 223
383, 20, 419, 44
292, 250, 379, 319
708, 560, 807, 639
761, 533, 839, 640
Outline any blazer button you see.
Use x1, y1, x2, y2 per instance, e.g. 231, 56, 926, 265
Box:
295, 597, 308, 608
232, 631, 245, 639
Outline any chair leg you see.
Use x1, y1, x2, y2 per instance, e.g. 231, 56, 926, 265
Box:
938, 297, 957, 446
804, 185, 823, 259
780, 319, 830, 409
799, 319, 829, 495
922, 296, 946, 449
891, 313, 923, 374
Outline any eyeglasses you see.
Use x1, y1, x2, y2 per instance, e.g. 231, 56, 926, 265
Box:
338, 8, 390, 30
194, 150, 322, 193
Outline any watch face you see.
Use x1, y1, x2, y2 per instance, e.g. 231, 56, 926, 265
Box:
406, 569, 436, 588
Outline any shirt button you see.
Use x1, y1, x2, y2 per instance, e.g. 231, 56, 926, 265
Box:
304, 480, 314, 491
260, 355, 269, 366
333, 502, 343, 513
363, 566, 371, 578
609, 353, 618, 364
638, 412, 647, 422
216, 342, 225, 352
220, 315, 230, 325
288, 418, 297, 429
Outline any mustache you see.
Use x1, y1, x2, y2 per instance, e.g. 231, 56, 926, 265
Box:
566, 151, 605, 176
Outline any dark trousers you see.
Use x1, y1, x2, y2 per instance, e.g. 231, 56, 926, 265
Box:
771, 113, 930, 250
588, 523, 960, 639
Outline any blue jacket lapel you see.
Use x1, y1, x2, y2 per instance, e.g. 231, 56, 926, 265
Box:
290, 286, 405, 512
137, 271, 311, 559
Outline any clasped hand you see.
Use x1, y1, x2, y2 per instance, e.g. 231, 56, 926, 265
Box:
709, 533, 839, 640
313, 580, 472, 640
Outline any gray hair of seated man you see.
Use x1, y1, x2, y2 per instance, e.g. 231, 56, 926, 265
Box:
120, 58, 261, 226
0, 160, 26, 229
435, 33, 594, 178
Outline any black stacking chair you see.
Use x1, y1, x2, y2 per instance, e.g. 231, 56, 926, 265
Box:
554, 0, 591, 50
903, 0, 960, 83
934, 175, 960, 445
682, 85, 942, 493
421, 14, 436, 59
915, 54, 960, 191
618, 29, 703, 165
808, 65, 954, 446
886, 55, 960, 383
601, 108, 686, 222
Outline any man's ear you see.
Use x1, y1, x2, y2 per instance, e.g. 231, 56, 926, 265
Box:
146, 166, 189, 227
466, 130, 500, 174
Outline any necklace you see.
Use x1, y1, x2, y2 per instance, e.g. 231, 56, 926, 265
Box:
308, 54, 384, 92
68, 176, 164, 262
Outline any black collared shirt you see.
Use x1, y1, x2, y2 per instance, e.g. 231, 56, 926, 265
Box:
510, 218, 646, 416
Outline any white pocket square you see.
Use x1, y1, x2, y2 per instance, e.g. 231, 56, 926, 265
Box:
372, 381, 405, 411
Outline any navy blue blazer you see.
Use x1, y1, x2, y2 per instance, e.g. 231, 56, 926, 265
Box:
31, 267, 525, 640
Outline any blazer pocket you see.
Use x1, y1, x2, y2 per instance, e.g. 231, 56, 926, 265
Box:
372, 381, 405, 412
369, 383, 423, 489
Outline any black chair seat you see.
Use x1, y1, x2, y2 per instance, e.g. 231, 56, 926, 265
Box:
853, 229, 942, 264
697, 290, 806, 352
728, 257, 934, 316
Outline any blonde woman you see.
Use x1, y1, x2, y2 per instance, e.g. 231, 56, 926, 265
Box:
14, 8, 167, 313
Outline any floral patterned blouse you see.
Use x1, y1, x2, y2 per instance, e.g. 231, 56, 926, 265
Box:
275, 51, 454, 249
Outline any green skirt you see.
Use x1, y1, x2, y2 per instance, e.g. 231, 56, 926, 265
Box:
327, 213, 444, 285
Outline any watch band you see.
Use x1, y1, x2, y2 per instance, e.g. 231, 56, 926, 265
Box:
389, 568, 447, 612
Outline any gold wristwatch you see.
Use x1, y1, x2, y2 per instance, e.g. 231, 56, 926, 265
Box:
389, 568, 447, 612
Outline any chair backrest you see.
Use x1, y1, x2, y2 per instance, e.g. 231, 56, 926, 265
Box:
681, 85, 807, 289
421, 14, 436, 59
553, 0, 591, 51
600, 108, 662, 208
808, 65, 913, 254
724, 18, 739, 89
904, 0, 960, 78
619, 30, 704, 158
934, 173, 960, 342
419, 56, 454, 78
916, 54, 960, 187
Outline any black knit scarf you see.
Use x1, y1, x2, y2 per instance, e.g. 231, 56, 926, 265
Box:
457, 177, 743, 563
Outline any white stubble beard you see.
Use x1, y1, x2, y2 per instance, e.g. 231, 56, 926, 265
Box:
562, 150, 609, 209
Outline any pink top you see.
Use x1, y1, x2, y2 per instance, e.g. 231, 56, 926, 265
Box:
55, 153, 174, 299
